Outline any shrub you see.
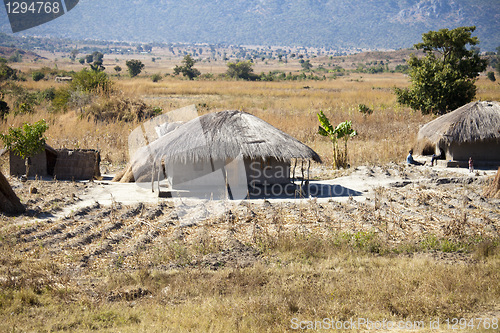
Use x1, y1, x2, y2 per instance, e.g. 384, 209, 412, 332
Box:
151, 73, 162, 82
51, 88, 72, 112
487, 71, 496, 82
358, 104, 373, 116
85, 96, 162, 122
31, 71, 45, 82
70, 69, 112, 95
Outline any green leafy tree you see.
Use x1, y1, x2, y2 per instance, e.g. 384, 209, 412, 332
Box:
0, 120, 48, 177
173, 55, 201, 80
85, 54, 94, 64
395, 26, 488, 115
300, 59, 313, 71
69, 49, 79, 61
126, 59, 145, 77
317, 111, 357, 169
226, 60, 257, 80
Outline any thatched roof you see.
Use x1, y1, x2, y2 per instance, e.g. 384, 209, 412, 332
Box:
142, 110, 321, 164
417, 101, 500, 146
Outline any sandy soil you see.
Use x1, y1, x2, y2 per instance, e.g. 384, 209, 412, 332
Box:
1, 163, 498, 272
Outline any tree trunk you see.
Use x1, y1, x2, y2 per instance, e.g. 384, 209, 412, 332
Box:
0, 170, 25, 214
25, 157, 31, 178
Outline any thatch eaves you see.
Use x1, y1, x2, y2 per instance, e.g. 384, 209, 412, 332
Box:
147, 110, 322, 164
417, 101, 500, 146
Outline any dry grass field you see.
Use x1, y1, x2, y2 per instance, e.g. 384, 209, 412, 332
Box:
1, 53, 500, 332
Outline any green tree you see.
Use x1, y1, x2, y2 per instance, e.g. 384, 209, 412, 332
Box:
0, 120, 48, 177
487, 72, 496, 82
173, 54, 201, 80
395, 26, 488, 115
69, 49, 79, 61
126, 59, 145, 77
91, 52, 104, 63
226, 60, 257, 80
300, 59, 313, 71
317, 111, 357, 169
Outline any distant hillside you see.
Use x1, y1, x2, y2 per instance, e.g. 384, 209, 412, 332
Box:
0, 0, 498, 51
0, 46, 44, 61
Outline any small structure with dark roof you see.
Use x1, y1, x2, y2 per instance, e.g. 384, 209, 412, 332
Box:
416, 101, 500, 164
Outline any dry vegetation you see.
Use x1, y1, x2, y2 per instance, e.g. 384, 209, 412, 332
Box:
1, 166, 500, 332
1, 53, 500, 332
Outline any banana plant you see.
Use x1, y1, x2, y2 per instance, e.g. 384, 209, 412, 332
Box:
317, 110, 339, 168
317, 111, 357, 169
335, 120, 357, 168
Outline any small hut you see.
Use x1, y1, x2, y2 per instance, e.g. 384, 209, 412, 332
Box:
0, 144, 57, 178
53, 149, 101, 180
1, 145, 100, 180
128, 110, 321, 198
416, 101, 500, 163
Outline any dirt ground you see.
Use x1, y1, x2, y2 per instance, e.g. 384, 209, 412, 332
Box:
2, 162, 499, 271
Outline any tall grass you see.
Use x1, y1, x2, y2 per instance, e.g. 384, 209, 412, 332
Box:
1, 73, 498, 170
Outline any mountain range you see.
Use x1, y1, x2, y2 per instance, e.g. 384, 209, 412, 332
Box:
0, 0, 498, 51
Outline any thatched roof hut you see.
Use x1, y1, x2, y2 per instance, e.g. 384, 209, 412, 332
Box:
122, 111, 321, 193
151, 110, 321, 164
416, 101, 500, 162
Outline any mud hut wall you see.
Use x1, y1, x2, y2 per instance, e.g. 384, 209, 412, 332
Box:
447, 140, 500, 161
244, 157, 291, 185
9, 150, 48, 177
165, 157, 290, 189
53, 149, 100, 180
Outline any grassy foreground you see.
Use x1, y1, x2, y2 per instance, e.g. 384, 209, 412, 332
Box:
0, 227, 499, 332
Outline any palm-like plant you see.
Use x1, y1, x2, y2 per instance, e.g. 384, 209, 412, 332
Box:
317, 111, 357, 169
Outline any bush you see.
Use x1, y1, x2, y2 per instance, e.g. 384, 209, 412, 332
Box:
358, 104, 373, 116
85, 96, 162, 122
40, 88, 56, 101
51, 88, 71, 112
31, 71, 45, 82
487, 72, 496, 82
71, 69, 112, 95
151, 73, 162, 82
